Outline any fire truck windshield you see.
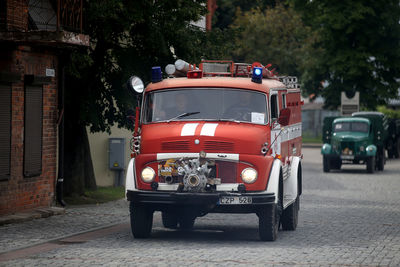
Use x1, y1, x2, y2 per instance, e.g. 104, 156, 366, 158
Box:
143, 88, 268, 124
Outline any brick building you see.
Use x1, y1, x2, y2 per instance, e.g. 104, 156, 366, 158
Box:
0, 0, 88, 215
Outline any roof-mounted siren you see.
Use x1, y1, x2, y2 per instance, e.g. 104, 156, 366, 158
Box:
279, 76, 300, 89
151, 66, 163, 83
252, 67, 263, 84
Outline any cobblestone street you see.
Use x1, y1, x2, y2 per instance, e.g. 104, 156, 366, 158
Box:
1, 147, 400, 266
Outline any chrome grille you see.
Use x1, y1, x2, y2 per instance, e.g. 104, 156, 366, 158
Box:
216, 161, 237, 183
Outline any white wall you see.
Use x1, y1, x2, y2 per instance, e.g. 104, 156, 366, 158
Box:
87, 125, 132, 187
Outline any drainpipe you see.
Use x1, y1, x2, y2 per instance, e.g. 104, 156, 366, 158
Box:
56, 65, 66, 206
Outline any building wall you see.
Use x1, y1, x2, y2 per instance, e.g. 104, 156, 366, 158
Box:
0, 45, 58, 215
87, 125, 132, 187
3, 0, 28, 31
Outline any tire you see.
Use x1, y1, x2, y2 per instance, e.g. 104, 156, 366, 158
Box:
162, 211, 178, 229
178, 216, 195, 230
332, 160, 342, 170
377, 149, 384, 171
259, 203, 279, 241
323, 155, 330, 172
281, 197, 299, 231
129, 202, 153, 238
366, 156, 375, 174
387, 139, 394, 159
395, 138, 400, 158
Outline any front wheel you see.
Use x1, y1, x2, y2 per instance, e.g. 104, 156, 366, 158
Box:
281, 197, 299, 231
130, 202, 153, 238
323, 155, 330, 172
258, 204, 280, 241
366, 156, 375, 174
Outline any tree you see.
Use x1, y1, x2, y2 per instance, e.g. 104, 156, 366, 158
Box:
231, 3, 319, 77
291, 0, 400, 109
63, 0, 233, 196
213, 0, 276, 29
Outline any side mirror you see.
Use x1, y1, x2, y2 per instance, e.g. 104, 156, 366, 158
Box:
127, 76, 144, 94
278, 108, 291, 126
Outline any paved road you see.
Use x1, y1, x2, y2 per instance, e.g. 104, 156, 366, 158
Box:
1, 147, 400, 266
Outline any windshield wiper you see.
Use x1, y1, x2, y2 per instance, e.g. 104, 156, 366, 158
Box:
167, 112, 200, 122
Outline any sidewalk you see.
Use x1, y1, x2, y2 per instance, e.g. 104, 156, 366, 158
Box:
0, 199, 129, 253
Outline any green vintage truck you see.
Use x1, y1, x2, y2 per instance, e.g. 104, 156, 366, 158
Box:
321, 112, 388, 173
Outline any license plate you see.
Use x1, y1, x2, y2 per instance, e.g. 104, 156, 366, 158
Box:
219, 196, 252, 205
341, 155, 354, 160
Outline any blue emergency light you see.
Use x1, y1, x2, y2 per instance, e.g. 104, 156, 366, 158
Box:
252, 67, 263, 84
152, 66, 162, 83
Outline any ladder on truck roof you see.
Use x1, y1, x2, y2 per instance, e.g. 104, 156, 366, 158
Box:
200, 60, 300, 89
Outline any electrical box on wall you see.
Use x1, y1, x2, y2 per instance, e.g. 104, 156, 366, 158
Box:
109, 138, 125, 170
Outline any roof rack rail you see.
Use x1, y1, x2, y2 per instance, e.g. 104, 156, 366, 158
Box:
164, 59, 300, 89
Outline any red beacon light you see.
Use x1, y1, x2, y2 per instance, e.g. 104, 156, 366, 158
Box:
187, 70, 203, 79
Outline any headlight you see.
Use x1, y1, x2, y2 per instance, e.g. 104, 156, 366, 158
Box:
141, 167, 155, 183
241, 168, 258, 184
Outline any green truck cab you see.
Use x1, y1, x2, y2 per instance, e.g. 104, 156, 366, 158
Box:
321, 112, 387, 173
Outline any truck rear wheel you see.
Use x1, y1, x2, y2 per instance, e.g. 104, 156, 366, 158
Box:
377, 149, 384, 171
130, 202, 153, 238
281, 197, 299, 231
395, 138, 400, 158
366, 156, 375, 174
323, 156, 330, 172
162, 211, 178, 229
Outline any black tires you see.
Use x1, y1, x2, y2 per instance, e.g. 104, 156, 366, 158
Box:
331, 160, 342, 170
258, 202, 281, 241
377, 149, 385, 171
366, 156, 375, 173
281, 197, 299, 231
259, 173, 282, 242
395, 138, 400, 158
323, 155, 330, 172
162, 211, 178, 229
129, 202, 153, 238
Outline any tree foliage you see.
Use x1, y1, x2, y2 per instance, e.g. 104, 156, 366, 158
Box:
62, 0, 234, 195
290, 0, 400, 109
231, 3, 319, 77
213, 0, 276, 29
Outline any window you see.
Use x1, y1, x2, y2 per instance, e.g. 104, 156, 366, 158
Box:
24, 85, 43, 177
143, 88, 268, 124
270, 94, 278, 120
0, 84, 11, 180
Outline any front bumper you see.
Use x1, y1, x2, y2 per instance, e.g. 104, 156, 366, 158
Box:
126, 190, 275, 213
325, 154, 370, 162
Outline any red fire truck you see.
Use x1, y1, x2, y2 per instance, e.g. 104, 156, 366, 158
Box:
125, 60, 303, 241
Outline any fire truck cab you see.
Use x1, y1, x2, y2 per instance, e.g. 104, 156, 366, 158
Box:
125, 60, 302, 241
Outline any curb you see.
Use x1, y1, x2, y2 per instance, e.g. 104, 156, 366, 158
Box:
302, 143, 322, 148
0, 207, 65, 226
